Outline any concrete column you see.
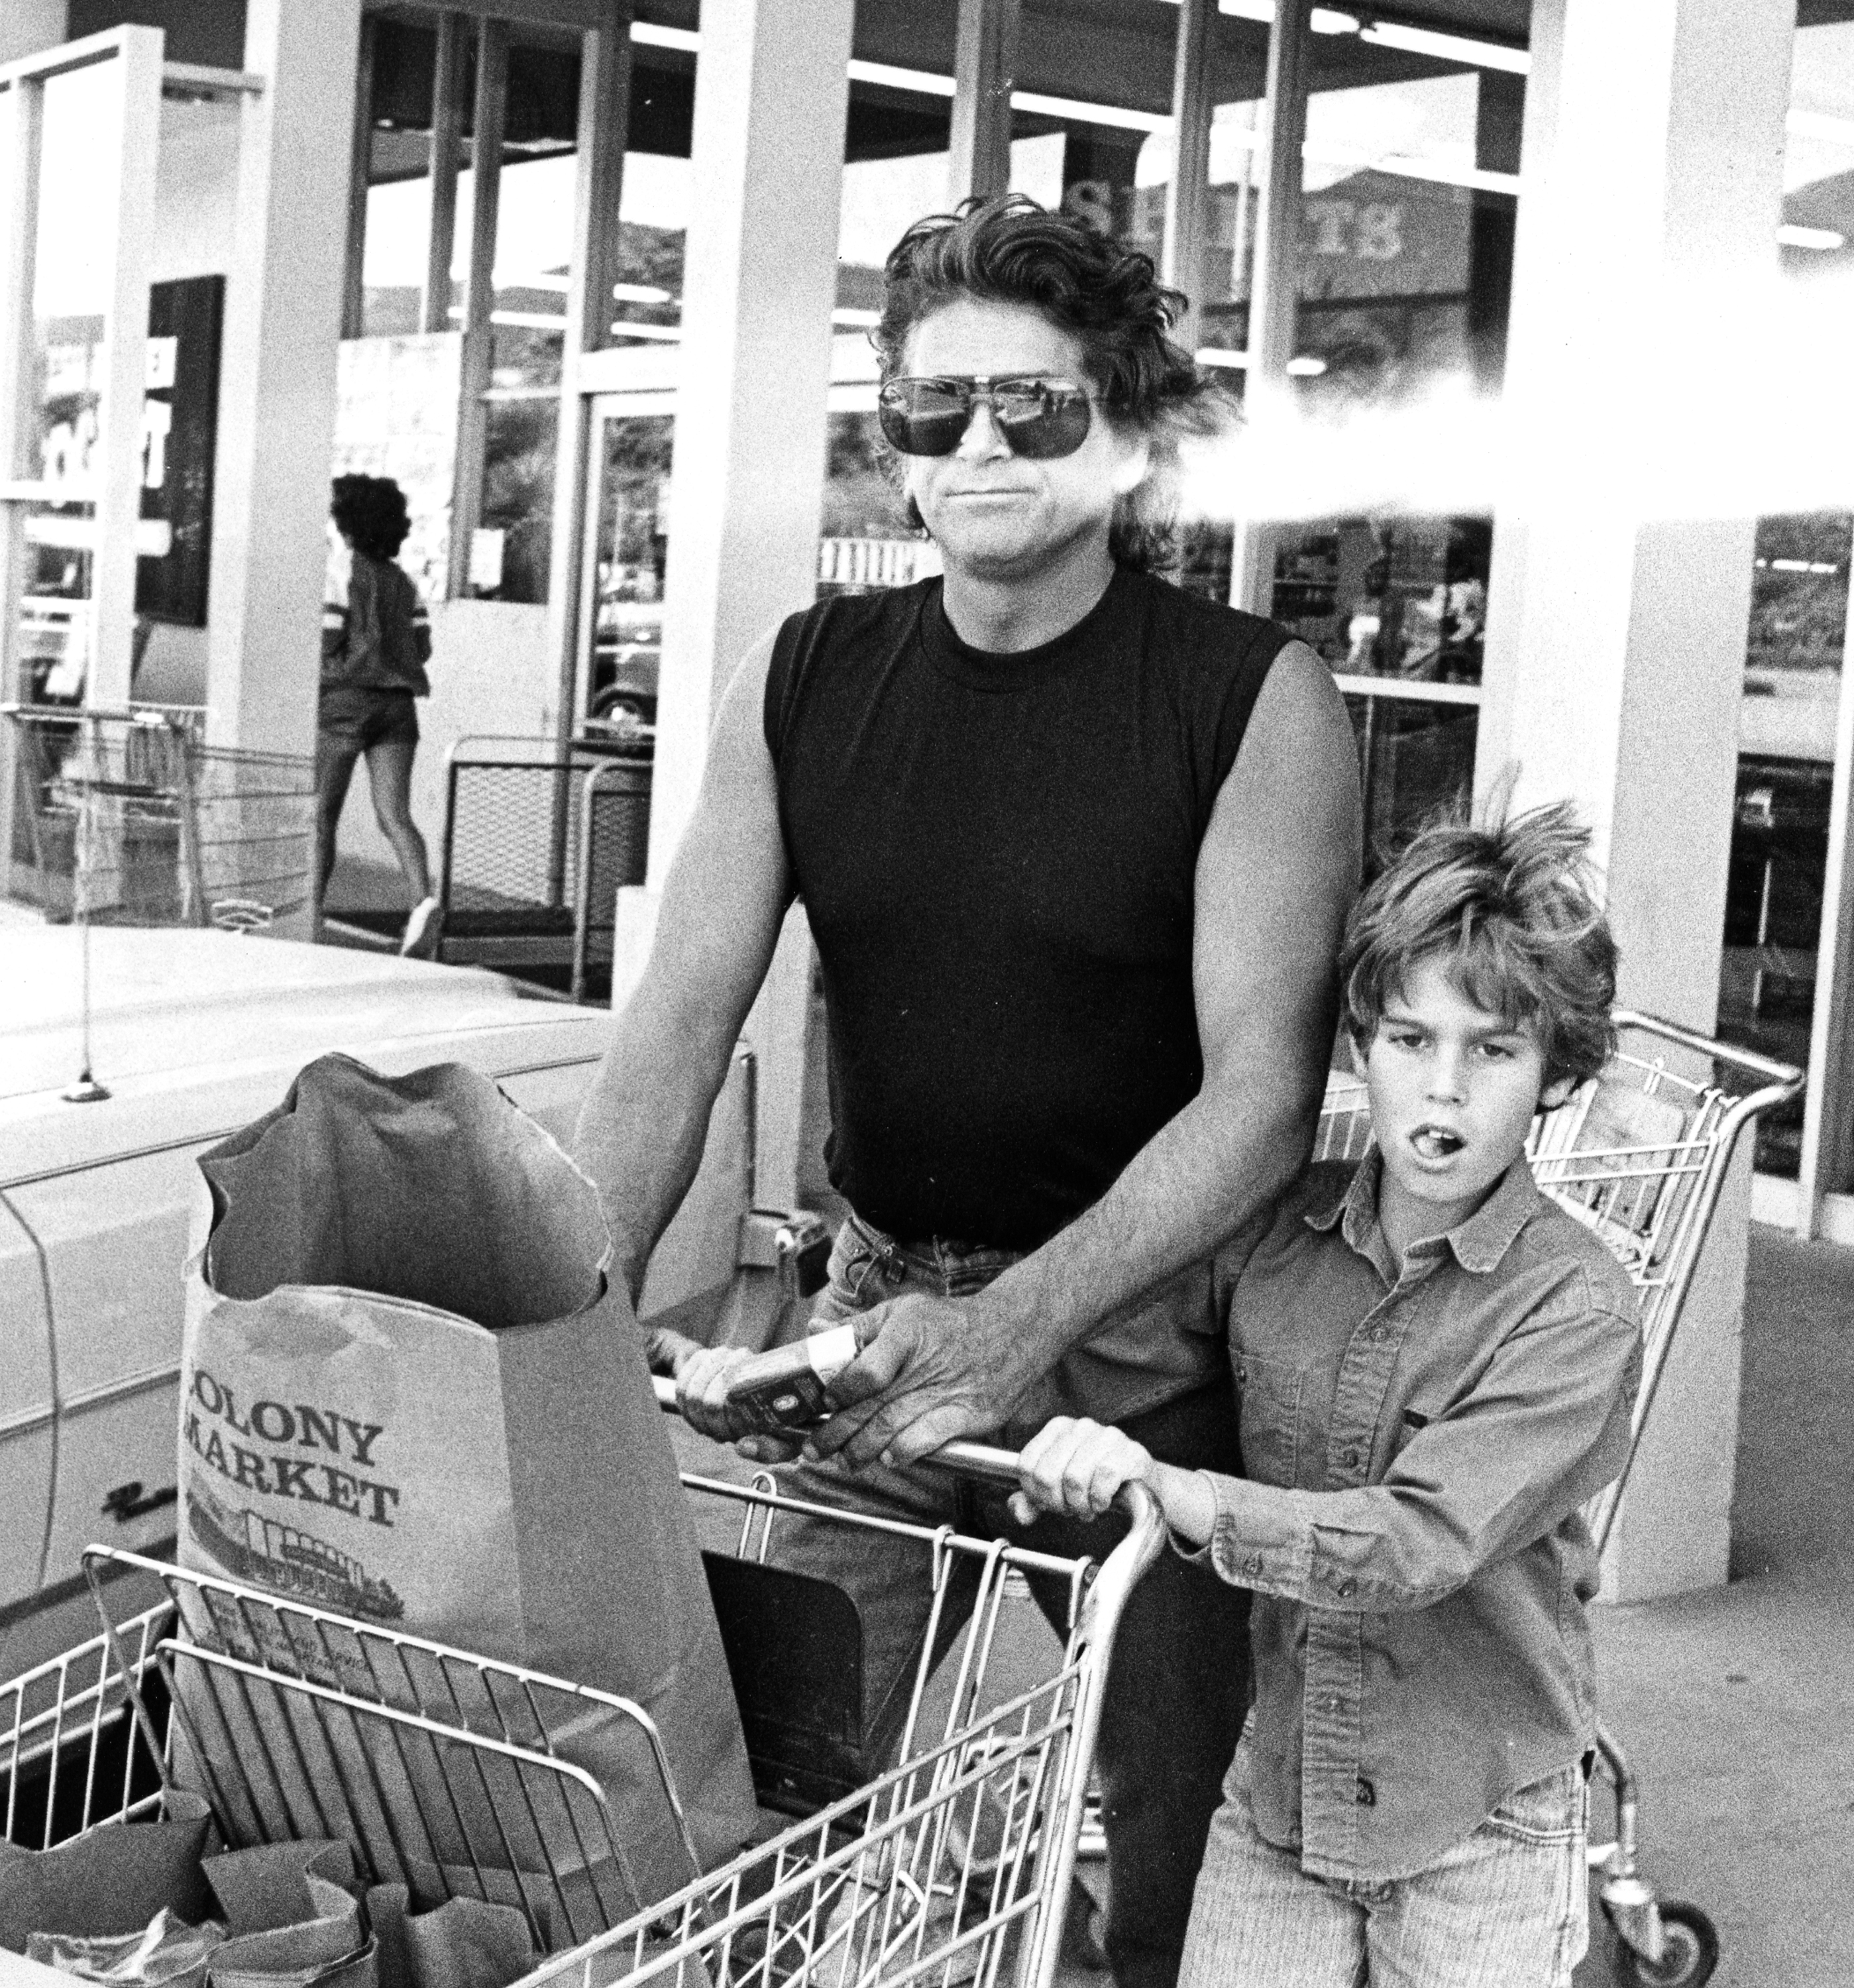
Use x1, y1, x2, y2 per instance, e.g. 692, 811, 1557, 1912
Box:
1480, 0, 1794, 1600
203, 0, 361, 760
622, 0, 853, 1210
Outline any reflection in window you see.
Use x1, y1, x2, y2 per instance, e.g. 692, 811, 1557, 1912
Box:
1262, 57, 1519, 673
348, 21, 695, 605
1346, 694, 1476, 873
826, 62, 959, 600
1714, 11, 1854, 1181
1718, 516, 1853, 1178
586, 414, 674, 726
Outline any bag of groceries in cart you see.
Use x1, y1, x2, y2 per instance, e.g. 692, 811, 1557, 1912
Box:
172, 1054, 756, 1924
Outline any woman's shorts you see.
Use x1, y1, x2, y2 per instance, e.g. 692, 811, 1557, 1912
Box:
319, 685, 419, 751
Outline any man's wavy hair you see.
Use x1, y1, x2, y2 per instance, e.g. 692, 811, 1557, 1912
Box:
874, 195, 1229, 571
331, 473, 413, 563
1340, 799, 1619, 1094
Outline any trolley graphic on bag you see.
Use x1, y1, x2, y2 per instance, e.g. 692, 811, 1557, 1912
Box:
0, 1010, 1797, 1988
182, 1481, 407, 1624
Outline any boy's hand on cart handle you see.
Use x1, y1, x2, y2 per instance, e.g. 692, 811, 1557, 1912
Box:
1009, 1418, 1216, 1546
1010, 1417, 1154, 1523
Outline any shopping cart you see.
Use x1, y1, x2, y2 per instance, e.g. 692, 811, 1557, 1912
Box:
3, 704, 316, 932
1, 1439, 1162, 1988
1317, 1007, 1802, 1988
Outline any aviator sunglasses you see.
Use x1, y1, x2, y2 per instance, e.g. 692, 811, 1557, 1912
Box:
877, 374, 1097, 461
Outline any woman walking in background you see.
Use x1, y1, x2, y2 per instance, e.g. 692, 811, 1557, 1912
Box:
317, 474, 440, 957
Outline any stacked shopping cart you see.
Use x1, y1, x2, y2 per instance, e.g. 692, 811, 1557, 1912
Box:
4, 706, 315, 932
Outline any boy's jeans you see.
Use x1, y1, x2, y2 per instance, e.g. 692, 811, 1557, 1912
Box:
1179, 1739, 1590, 1988
769, 1215, 1252, 1988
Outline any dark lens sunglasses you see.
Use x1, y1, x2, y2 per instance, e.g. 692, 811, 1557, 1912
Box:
877, 374, 1096, 461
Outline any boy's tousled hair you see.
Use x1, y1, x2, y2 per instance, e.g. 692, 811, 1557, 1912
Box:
331, 473, 413, 563
1340, 800, 1618, 1091
873, 195, 1230, 570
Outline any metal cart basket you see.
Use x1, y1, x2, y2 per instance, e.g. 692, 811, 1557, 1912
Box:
3, 1441, 1162, 1988
1316, 1007, 1802, 1988
4, 704, 315, 932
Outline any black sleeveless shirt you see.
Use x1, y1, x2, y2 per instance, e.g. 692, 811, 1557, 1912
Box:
765, 567, 1291, 1252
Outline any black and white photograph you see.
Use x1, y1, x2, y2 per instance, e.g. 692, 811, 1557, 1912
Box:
0, 3, 1849, 1985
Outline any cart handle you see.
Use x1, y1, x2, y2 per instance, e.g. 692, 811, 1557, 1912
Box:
1611, 1007, 1804, 1096
649, 1369, 1164, 1551
655, 1371, 1073, 1492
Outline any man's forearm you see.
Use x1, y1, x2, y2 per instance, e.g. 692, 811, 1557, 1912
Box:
573, 995, 736, 1301
973, 1070, 1314, 1404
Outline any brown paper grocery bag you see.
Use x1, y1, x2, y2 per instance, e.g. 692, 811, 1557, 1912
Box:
0, 1791, 216, 1954
174, 1056, 755, 1910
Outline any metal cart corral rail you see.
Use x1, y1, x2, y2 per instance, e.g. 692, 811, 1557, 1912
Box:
3, 1439, 1162, 1988
1317, 1009, 1802, 1988
433, 732, 651, 997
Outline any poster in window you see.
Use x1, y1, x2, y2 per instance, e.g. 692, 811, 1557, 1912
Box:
136, 274, 225, 627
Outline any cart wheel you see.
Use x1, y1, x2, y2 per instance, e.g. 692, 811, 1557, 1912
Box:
1612, 1902, 1719, 1987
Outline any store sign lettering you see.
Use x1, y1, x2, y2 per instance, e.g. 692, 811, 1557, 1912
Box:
1061, 169, 1466, 302
34, 280, 222, 627
1306, 199, 1404, 262
38, 337, 184, 491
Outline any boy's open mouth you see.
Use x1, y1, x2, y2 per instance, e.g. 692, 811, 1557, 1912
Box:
1410, 1125, 1464, 1160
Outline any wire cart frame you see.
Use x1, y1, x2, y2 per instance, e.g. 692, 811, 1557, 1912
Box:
1315, 1007, 1801, 1986
0, 1012, 1791, 1988
3, 704, 315, 932
5, 1444, 1162, 1988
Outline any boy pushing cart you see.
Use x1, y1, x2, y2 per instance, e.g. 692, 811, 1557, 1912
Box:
1014, 802, 1639, 1988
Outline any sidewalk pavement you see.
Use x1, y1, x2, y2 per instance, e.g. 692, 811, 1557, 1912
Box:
1576, 1224, 1854, 1985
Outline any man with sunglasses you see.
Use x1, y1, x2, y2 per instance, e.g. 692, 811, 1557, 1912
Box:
576, 195, 1359, 1988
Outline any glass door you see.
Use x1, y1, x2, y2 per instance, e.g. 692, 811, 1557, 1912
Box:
575, 371, 936, 735
578, 388, 677, 730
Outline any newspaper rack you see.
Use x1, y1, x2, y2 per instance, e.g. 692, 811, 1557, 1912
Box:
1, 1437, 1163, 1988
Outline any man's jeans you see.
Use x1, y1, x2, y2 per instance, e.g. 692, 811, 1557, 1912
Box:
771, 1215, 1251, 1988
1179, 1741, 1589, 1988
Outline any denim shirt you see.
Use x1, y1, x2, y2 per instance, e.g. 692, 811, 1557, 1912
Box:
1192, 1152, 1642, 1883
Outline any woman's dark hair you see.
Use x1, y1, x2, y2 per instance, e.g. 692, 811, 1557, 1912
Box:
873, 195, 1229, 570
331, 473, 413, 562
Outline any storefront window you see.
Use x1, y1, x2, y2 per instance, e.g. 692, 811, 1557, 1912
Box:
610, 32, 695, 349
1712, 14, 1854, 1182
582, 404, 674, 725
820, 56, 959, 598
1240, 28, 1523, 865
1010, 5, 1170, 265
347, 11, 689, 607
21, 56, 132, 707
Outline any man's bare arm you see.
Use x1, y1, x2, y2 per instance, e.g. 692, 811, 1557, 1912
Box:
573, 635, 793, 1301
816, 642, 1361, 1467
